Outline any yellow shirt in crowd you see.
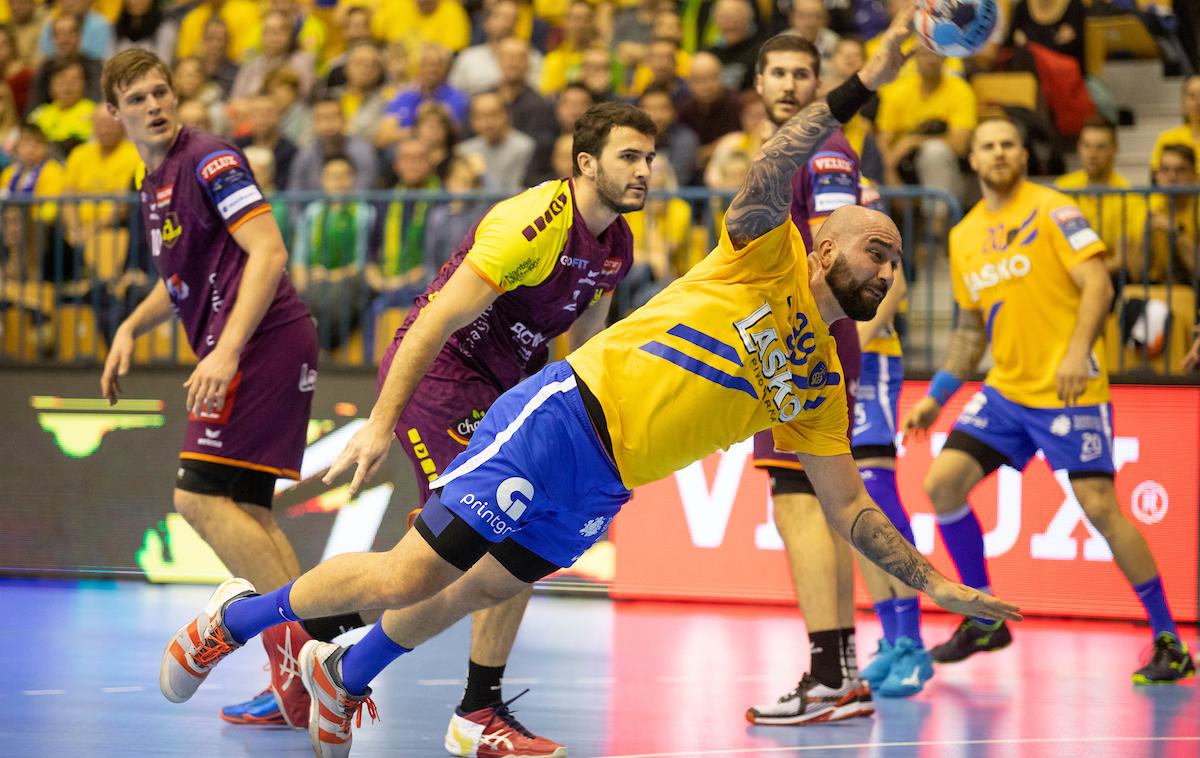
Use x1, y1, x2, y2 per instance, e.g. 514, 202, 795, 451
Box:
369, 0, 470, 52
1054, 170, 1147, 276
63, 138, 141, 227
950, 181, 1110, 408
176, 0, 263, 63
568, 219, 850, 489
1150, 124, 1198, 171
875, 72, 977, 137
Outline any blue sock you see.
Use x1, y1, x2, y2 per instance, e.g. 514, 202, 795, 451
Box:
936, 504, 995, 628
893, 597, 923, 647
1132, 576, 1177, 640
223, 580, 298, 645
339, 624, 411, 695
873, 599, 898, 644
863, 467, 914, 544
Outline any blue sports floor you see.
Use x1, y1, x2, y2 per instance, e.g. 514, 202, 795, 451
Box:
2, 578, 1197, 757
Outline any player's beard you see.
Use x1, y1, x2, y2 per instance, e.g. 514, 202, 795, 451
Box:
595, 162, 647, 214
826, 253, 884, 321
980, 163, 1022, 195
766, 96, 802, 128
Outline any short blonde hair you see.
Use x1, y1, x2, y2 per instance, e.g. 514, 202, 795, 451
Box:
102, 48, 174, 107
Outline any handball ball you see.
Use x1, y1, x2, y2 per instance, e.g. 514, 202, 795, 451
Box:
914, 0, 999, 58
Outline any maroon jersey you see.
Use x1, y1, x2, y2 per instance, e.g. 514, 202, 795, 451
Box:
395, 178, 635, 391
137, 126, 309, 357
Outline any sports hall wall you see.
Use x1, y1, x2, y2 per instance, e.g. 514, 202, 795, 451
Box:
1, 368, 1195, 622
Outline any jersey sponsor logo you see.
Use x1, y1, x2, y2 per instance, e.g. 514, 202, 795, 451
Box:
1050, 414, 1071, 437
162, 212, 183, 248
520, 192, 569, 241
217, 184, 264, 220
198, 150, 241, 182
510, 322, 547, 350
580, 516, 608, 537
448, 409, 486, 442
733, 303, 831, 423
156, 185, 173, 206
166, 273, 189, 301
962, 253, 1032, 301
602, 257, 623, 276
502, 256, 539, 288
497, 477, 534, 520
457, 491, 517, 536
298, 363, 317, 393
560, 255, 589, 269
1051, 205, 1101, 252
812, 155, 854, 173
198, 427, 223, 448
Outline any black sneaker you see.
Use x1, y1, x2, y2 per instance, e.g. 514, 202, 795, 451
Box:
1132, 633, 1196, 684
930, 617, 1012, 663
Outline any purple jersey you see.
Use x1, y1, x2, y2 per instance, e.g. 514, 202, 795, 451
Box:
790, 130, 862, 251
395, 178, 634, 390
138, 127, 309, 357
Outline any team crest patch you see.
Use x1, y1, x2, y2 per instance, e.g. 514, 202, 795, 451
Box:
1051, 206, 1100, 251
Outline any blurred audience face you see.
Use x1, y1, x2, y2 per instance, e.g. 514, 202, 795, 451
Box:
15, 129, 48, 166
652, 11, 682, 43
830, 38, 864, 81
444, 157, 480, 192
551, 132, 574, 177
268, 75, 300, 110
484, 0, 519, 43
737, 92, 765, 133
497, 37, 531, 86
52, 15, 82, 57
343, 8, 374, 46
417, 44, 451, 90
201, 20, 230, 61
1156, 149, 1197, 188
125, 0, 154, 16
757, 49, 819, 127
313, 100, 346, 139
248, 94, 282, 139
1077, 126, 1116, 181
60, 0, 90, 18
8, 0, 35, 25
914, 46, 943, 80
563, 1, 594, 45
320, 158, 355, 196
172, 58, 205, 99
394, 137, 434, 186
385, 41, 410, 83
790, 0, 827, 41
92, 103, 126, 149
416, 0, 438, 14
713, 0, 753, 44
712, 150, 750, 190
414, 105, 453, 149
261, 11, 293, 58
244, 146, 276, 189
555, 84, 593, 132
50, 63, 85, 107
639, 90, 675, 134
579, 48, 612, 94
644, 40, 678, 85
1184, 76, 1200, 124
345, 44, 383, 91
470, 92, 510, 144
688, 53, 723, 104
177, 99, 211, 131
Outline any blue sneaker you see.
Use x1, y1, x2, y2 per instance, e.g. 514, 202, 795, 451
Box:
877, 637, 933, 698
861, 638, 896, 688
219, 688, 286, 725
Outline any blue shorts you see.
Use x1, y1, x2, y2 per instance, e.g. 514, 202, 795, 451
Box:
427, 360, 631, 568
950, 384, 1115, 474
852, 353, 902, 452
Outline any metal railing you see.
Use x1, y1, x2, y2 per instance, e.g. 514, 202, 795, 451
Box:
2, 185, 1196, 376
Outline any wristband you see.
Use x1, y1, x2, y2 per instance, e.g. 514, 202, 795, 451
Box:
928, 370, 963, 406
826, 73, 874, 124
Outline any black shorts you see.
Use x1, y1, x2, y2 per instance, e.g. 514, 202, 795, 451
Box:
766, 466, 815, 496
176, 458, 277, 509
412, 493, 561, 584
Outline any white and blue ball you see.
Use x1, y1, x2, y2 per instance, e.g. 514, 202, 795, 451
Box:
915, 0, 999, 58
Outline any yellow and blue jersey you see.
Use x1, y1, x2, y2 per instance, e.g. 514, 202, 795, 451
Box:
950, 181, 1110, 408
566, 219, 850, 489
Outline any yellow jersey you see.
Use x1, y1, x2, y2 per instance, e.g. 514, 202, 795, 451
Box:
1054, 170, 1147, 276
950, 182, 1110, 408
1150, 124, 1197, 171
567, 219, 850, 489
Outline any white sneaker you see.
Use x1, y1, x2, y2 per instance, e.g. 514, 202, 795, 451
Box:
159, 577, 255, 703
299, 640, 378, 758
746, 674, 874, 726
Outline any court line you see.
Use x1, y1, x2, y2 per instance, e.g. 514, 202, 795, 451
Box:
22, 690, 65, 696
596, 735, 1200, 758
101, 686, 145, 693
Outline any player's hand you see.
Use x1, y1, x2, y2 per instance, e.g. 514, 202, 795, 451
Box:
928, 580, 1022, 623
902, 396, 942, 440
1182, 336, 1200, 373
323, 417, 394, 497
184, 344, 239, 417
858, 0, 915, 91
1055, 349, 1089, 405
101, 324, 135, 405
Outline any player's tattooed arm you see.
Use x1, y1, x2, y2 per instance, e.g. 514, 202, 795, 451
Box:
850, 507, 933, 591
942, 308, 987, 378
724, 101, 841, 249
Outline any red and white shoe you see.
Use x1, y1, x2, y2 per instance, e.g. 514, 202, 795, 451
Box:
299, 640, 378, 758
160, 577, 255, 703
263, 620, 313, 728
444, 691, 567, 758
746, 674, 874, 726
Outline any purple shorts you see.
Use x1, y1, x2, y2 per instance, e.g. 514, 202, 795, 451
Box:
180, 316, 317, 480
753, 317, 861, 469
379, 338, 501, 502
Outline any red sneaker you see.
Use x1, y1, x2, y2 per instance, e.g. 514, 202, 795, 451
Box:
263, 620, 312, 728
444, 691, 566, 758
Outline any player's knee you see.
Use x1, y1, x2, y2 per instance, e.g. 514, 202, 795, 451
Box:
1073, 477, 1122, 533
923, 468, 962, 512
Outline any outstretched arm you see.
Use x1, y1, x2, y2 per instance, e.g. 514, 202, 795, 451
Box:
724, 2, 916, 249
